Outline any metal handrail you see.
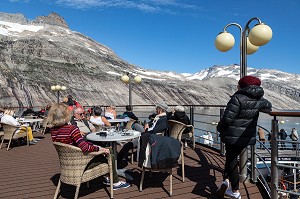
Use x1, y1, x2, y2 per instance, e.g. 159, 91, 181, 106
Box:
269, 111, 300, 199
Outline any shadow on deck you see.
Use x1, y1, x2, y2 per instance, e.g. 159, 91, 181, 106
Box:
0, 133, 265, 199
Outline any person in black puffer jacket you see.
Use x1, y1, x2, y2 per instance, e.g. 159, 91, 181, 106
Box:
216, 76, 272, 199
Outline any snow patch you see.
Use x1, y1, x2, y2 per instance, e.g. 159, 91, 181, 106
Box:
0, 21, 43, 36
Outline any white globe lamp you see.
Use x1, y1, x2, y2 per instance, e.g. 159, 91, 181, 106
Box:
215, 32, 235, 52
121, 75, 130, 84
134, 75, 142, 84
246, 37, 259, 55
248, 23, 272, 46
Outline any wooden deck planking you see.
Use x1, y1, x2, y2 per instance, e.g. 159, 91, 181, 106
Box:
0, 132, 265, 199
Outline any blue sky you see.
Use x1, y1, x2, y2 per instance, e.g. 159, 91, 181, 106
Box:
1, 0, 300, 74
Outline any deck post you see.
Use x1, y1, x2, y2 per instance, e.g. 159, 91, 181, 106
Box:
270, 117, 279, 199
250, 145, 257, 183
189, 106, 194, 127
219, 108, 225, 156
239, 148, 248, 183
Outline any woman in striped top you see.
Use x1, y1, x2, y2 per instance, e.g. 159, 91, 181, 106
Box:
48, 103, 130, 190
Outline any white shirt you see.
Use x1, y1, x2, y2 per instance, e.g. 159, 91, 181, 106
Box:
0, 114, 27, 135
148, 112, 166, 131
104, 112, 115, 119
1, 114, 20, 126
74, 120, 95, 133
90, 116, 105, 126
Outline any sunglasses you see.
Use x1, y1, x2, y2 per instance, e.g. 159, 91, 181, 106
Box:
77, 112, 85, 116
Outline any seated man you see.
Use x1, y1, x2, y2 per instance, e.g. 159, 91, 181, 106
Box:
133, 101, 168, 134
168, 105, 192, 134
168, 105, 193, 146
0, 108, 40, 145
122, 105, 139, 121
118, 101, 169, 165
70, 107, 96, 135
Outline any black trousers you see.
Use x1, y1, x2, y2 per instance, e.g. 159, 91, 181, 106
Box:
117, 141, 134, 161
224, 144, 245, 191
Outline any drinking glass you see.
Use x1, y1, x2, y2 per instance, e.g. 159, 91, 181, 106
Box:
122, 128, 128, 135
109, 126, 116, 136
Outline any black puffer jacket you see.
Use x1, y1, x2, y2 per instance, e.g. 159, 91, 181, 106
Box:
168, 111, 192, 134
217, 85, 272, 147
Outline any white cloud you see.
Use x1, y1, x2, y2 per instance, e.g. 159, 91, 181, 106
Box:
55, 0, 197, 13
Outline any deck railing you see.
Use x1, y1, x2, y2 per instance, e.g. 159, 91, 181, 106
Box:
269, 111, 300, 199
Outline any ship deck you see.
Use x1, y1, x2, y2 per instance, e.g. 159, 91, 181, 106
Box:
0, 132, 265, 199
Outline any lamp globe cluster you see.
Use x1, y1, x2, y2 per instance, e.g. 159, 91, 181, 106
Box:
215, 21, 272, 55
121, 74, 142, 84
51, 85, 67, 91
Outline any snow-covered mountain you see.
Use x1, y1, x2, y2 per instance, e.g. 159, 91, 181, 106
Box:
182, 64, 300, 84
0, 12, 299, 110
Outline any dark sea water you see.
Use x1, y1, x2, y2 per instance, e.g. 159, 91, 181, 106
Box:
191, 107, 300, 148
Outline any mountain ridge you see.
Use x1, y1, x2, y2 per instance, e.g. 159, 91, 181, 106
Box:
0, 12, 299, 110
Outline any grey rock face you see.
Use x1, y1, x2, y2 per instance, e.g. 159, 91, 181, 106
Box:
0, 12, 299, 110
0, 12, 28, 24
34, 12, 69, 28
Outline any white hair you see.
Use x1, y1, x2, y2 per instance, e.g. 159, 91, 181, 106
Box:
175, 105, 185, 112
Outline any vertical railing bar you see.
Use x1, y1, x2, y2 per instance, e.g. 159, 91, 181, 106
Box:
219, 108, 225, 156
250, 145, 257, 183
271, 116, 279, 199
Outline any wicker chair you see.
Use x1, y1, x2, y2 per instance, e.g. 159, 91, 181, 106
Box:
0, 123, 4, 140
0, 130, 3, 139
0, 123, 29, 150
124, 120, 136, 164
182, 125, 195, 149
139, 143, 173, 196
139, 134, 182, 196
53, 142, 114, 199
41, 117, 53, 135
124, 119, 135, 130
167, 120, 186, 182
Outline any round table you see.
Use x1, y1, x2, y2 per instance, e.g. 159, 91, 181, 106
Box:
86, 130, 141, 180
107, 117, 131, 123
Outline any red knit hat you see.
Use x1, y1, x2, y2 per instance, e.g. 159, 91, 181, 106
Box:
238, 76, 261, 88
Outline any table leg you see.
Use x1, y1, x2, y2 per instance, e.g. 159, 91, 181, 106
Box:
112, 141, 134, 181
112, 141, 118, 167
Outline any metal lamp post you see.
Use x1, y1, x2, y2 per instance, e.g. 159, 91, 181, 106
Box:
121, 73, 142, 106
215, 17, 272, 186
215, 17, 272, 78
51, 85, 67, 103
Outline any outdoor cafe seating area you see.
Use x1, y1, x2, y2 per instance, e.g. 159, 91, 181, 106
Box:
0, 103, 269, 199
0, 129, 264, 199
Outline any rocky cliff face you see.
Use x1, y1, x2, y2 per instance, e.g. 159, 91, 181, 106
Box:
34, 12, 69, 29
0, 12, 299, 110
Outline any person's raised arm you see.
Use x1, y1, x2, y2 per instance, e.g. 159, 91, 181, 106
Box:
101, 116, 111, 127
